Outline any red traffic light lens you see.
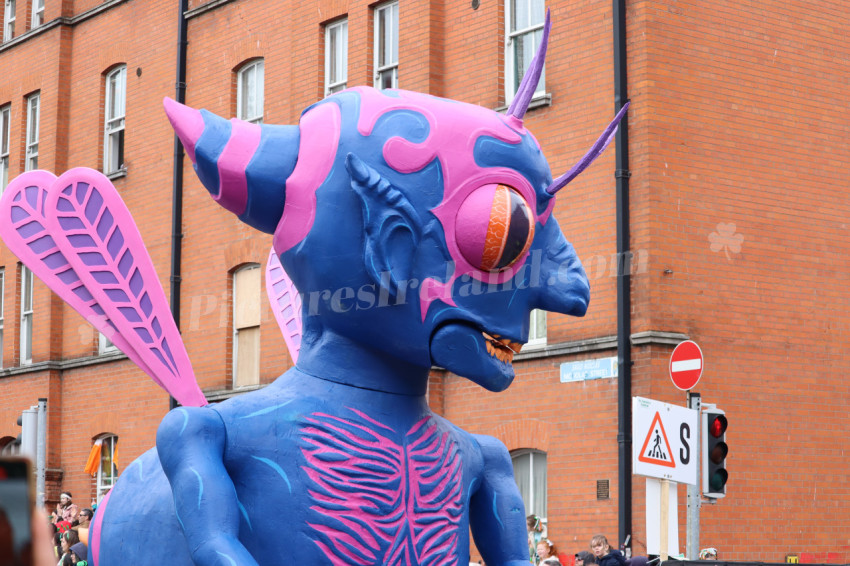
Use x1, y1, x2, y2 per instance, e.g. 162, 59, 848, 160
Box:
709, 414, 727, 438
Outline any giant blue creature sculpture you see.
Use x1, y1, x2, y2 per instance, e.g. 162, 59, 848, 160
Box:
0, 13, 627, 565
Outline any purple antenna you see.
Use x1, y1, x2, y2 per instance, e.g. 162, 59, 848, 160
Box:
506, 9, 551, 120
546, 101, 630, 195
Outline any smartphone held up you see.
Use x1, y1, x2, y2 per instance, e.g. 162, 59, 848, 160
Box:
0, 457, 34, 566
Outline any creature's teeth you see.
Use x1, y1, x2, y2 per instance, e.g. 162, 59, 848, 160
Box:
482, 331, 517, 363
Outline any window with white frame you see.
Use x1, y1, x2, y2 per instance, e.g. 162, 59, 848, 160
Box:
98, 332, 117, 355
0, 105, 9, 194
20, 264, 33, 365
25, 92, 39, 171
0, 268, 4, 370
233, 264, 260, 388
523, 309, 546, 350
325, 18, 348, 96
505, 0, 546, 104
4, 0, 15, 42
237, 60, 264, 124
30, 0, 43, 28
96, 435, 118, 502
373, 1, 398, 90
511, 449, 547, 520
104, 66, 126, 174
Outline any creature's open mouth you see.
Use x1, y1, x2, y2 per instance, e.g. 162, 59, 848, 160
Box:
430, 321, 525, 392
481, 332, 523, 364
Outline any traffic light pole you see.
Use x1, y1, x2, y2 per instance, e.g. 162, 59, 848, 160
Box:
686, 392, 701, 559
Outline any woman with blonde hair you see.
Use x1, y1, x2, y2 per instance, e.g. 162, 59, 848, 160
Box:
590, 534, 626, 566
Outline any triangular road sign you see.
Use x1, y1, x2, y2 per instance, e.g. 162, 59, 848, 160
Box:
638, 411, 676, 468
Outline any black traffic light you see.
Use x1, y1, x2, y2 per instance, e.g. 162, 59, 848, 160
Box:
701, 406, 728, 498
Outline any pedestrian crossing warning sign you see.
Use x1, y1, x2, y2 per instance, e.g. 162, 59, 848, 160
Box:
638, 412, 676, 468
633, 397, 698, 484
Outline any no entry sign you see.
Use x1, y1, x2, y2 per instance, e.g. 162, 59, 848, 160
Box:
669, 340, 703, 391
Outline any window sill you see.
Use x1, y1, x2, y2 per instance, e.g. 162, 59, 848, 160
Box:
106, 167, 127, 180
495, 92, 552, 114
521, 340, 548, 353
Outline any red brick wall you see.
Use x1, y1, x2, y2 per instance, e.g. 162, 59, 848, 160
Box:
0, 0, 847, 562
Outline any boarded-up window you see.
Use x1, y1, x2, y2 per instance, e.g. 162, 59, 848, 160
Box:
233, 264, 261, 387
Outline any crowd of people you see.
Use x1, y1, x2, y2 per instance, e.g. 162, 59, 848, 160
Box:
523, 515, 629, 566
521, 515, 719, 566
46, 492, 92, 566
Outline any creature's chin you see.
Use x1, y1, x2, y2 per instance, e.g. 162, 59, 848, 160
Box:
429, 322, 523, 392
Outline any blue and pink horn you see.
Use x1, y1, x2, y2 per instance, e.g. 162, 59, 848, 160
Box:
163, 97, 300, 235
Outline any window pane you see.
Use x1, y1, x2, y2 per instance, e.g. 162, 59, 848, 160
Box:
530, 0, 545, 25
27, 96, 38, 145
511, 0, 528, 32
512, 452, 531, 512
22, 267, 32, 311
255, 63, 264, 122
339, 23, 348, 85
329, 28, 338, 83
532, 452, 547, 517
241, 66, 253, 119
378, 9, 388, 67
235, 326, 260, 387
1, 107, 9, 153
391, 3, 398, 64
234, 265, 260, 328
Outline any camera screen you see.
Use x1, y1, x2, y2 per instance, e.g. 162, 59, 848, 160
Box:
0, 459, 32, 566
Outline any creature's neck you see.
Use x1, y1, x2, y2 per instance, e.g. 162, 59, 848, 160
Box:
296, 329, 430, 396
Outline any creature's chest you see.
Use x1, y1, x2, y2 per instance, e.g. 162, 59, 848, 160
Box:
228, 407, 469, 565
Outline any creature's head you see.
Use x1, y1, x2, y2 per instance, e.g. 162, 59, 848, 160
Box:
165, 12, 626, 392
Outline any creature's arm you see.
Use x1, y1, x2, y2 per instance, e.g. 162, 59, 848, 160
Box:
157, 407, 259, 566
469, 434, 532, 566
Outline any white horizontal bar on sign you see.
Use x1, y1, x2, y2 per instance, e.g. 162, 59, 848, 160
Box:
672, 359, 701, 372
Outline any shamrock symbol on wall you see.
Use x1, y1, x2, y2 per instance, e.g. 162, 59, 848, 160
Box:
709, 222, 744, 260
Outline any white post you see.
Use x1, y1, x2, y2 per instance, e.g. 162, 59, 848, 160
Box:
36, 398, 47, 509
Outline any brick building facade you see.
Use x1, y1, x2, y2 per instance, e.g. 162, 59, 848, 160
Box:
0, 0, 847, 563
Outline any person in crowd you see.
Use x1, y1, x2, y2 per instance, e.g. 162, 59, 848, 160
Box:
57, 530, 79, 566
590, 534, 626, 566
537, 539, 561, 565
69, 542, 87, 565
53, 493, 79, 526
527, 515, 546, 563
576, 549, 597, 566
72, 509, 92, 545
700, 548, 718, 560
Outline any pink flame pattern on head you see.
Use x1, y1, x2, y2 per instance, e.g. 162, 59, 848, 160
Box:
349, 87, 551, 318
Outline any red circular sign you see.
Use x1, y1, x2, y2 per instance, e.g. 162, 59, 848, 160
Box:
669, 340, 704, 390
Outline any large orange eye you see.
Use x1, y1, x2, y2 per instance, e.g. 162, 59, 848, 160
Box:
455, 183, 535, 272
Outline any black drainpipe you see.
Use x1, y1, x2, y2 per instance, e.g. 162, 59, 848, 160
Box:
169, 0, 189, 410
613, 0, 632, 549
